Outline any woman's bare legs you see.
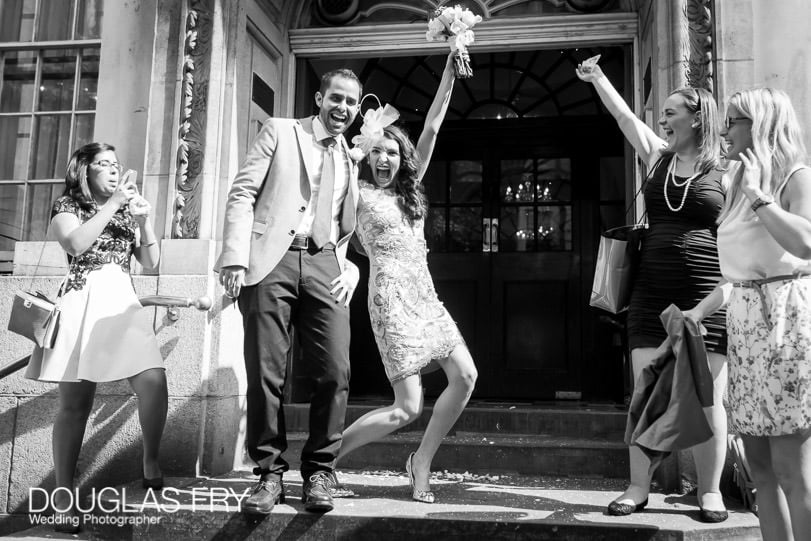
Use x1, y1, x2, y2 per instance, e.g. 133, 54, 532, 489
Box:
338, 375, 424, 461
338, 345, 476, 494
743, 435, 793, 541
53, 381, 97, 508
613, 347, 658, 506
409, 345, 477, 492
128, 368, 168, 479
613, 347, 727, 510
692, 351, 728, 512
767, 428, 811, 541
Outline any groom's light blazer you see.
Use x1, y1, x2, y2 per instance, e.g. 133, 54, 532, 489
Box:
216, 116, 359, 285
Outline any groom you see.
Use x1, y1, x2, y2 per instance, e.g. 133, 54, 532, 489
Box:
216, 69, 362, 514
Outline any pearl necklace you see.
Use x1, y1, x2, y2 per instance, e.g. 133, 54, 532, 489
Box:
664, 156, 702, 212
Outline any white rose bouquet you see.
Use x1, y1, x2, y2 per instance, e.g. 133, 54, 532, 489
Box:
425, 5, 482, 79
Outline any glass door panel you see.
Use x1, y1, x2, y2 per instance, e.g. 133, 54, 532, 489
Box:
498, 157, 571, 252
425, 160, 482, 253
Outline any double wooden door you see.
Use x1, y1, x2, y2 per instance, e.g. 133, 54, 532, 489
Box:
347, 116, 627, 401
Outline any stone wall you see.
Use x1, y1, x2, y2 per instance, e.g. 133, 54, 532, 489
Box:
716, 0, 811, 153
0, 244, 248, 532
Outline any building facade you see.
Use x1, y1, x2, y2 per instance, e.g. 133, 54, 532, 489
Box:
0, 0, 809, 522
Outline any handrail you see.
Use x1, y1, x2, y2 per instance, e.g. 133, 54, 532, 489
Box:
1, 295, 212, 380
0, 356, 30, 380
139, 295, 212, 310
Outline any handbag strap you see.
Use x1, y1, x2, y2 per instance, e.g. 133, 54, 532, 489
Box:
622, 155, 666, 225
26, 232, 50, 291
26, 206, 70, 299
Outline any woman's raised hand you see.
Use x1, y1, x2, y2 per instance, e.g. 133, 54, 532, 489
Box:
739, 148, 765, 196
444, 51, 455, 74
109, 169, 138, 209
575, 58, 605, 83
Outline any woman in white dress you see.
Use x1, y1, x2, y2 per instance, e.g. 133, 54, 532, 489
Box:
335, 54, 478, 503
25, 142, 166, 532
685, 88, 811, 540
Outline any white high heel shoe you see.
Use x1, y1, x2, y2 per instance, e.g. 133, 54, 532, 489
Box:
406, 452, 435, 503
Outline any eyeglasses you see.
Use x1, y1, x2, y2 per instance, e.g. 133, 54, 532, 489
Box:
724, 116, 751, 130
90, 159, 123, 173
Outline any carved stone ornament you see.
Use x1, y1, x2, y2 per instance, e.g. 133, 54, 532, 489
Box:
562, 0, 615, 13
684, 0, 714, 93
302, 0, 621, 27
172, 0, 212, 239
315, 0, 360, 25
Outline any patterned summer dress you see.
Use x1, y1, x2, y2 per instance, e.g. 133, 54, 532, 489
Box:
355, 180, 465, 383
25, 196, 163, 383
718, 164, 811, 436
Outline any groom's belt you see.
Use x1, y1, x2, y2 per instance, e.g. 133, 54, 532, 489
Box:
289, 234, 310, 250
289, 234, 335, 251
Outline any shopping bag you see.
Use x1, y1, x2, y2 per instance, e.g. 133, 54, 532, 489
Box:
589, 224, 647, 314
7, 290, 61, 348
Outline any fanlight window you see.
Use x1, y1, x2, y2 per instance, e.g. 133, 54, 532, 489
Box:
301, 47, 625, 123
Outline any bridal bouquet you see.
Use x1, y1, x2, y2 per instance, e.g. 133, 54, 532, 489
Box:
425, 5, 482, 79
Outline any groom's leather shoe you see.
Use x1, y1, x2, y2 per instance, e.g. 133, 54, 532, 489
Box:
242, 478, 284, 515
302, 472, 334, 512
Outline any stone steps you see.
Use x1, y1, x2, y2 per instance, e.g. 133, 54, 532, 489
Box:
6, 471, 762, 540
285, 402, 628, 439
286, 431, 629, 478
283, 402, 630, 478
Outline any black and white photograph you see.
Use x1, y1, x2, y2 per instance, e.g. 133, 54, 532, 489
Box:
1, 0, 809, 539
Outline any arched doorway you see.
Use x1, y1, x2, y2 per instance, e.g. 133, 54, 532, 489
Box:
294, 46, 632, 402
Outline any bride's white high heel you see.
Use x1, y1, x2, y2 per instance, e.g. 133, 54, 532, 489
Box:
406, 452, 435, 503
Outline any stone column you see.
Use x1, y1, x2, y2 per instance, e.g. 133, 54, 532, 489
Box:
655, 0, 717, 98
751, 0, 811, 152
152, 0, 249, 476
95, 0, 157, 197
655, 0, 689, 107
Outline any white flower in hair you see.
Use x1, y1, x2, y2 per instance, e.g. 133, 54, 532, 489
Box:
348, 98, 400, 162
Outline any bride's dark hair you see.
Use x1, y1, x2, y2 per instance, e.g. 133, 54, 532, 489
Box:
381, 125, 427, 224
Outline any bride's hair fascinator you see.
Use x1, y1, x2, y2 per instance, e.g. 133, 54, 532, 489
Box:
349, 94, 400, 162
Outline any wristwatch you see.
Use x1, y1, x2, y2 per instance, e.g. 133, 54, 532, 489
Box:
751, 193, 775, 213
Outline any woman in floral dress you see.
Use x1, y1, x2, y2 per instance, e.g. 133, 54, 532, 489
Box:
25, 142, 167, 533
336, 54, 478, 503
686, 88, 811, 540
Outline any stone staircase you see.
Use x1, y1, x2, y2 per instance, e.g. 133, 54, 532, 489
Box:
4, 402, 763, 540
283, 401, 630, 478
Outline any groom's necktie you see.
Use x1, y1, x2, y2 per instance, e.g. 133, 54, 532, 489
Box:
311, 136, 336, 248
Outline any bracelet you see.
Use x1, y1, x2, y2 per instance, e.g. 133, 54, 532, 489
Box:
750, 194, 775, 213
140, 240, 158, 247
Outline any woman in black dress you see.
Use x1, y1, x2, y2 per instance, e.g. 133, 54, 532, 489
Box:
576, 61, 728, 522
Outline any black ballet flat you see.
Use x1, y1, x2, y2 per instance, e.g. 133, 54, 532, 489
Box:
699, 507, 728, 523
142, 475, 164, 491
607, 498, 648, 516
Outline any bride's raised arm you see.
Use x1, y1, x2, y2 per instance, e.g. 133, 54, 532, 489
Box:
416, 52, 456, 181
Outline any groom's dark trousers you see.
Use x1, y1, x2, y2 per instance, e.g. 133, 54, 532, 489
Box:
238, 242, 351, 481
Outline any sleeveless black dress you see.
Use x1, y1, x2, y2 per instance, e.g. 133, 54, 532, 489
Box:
627, 154, 727, 353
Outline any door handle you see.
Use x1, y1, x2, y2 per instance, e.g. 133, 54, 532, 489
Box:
490, 218, 499, 252
482, 218, 491, 252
